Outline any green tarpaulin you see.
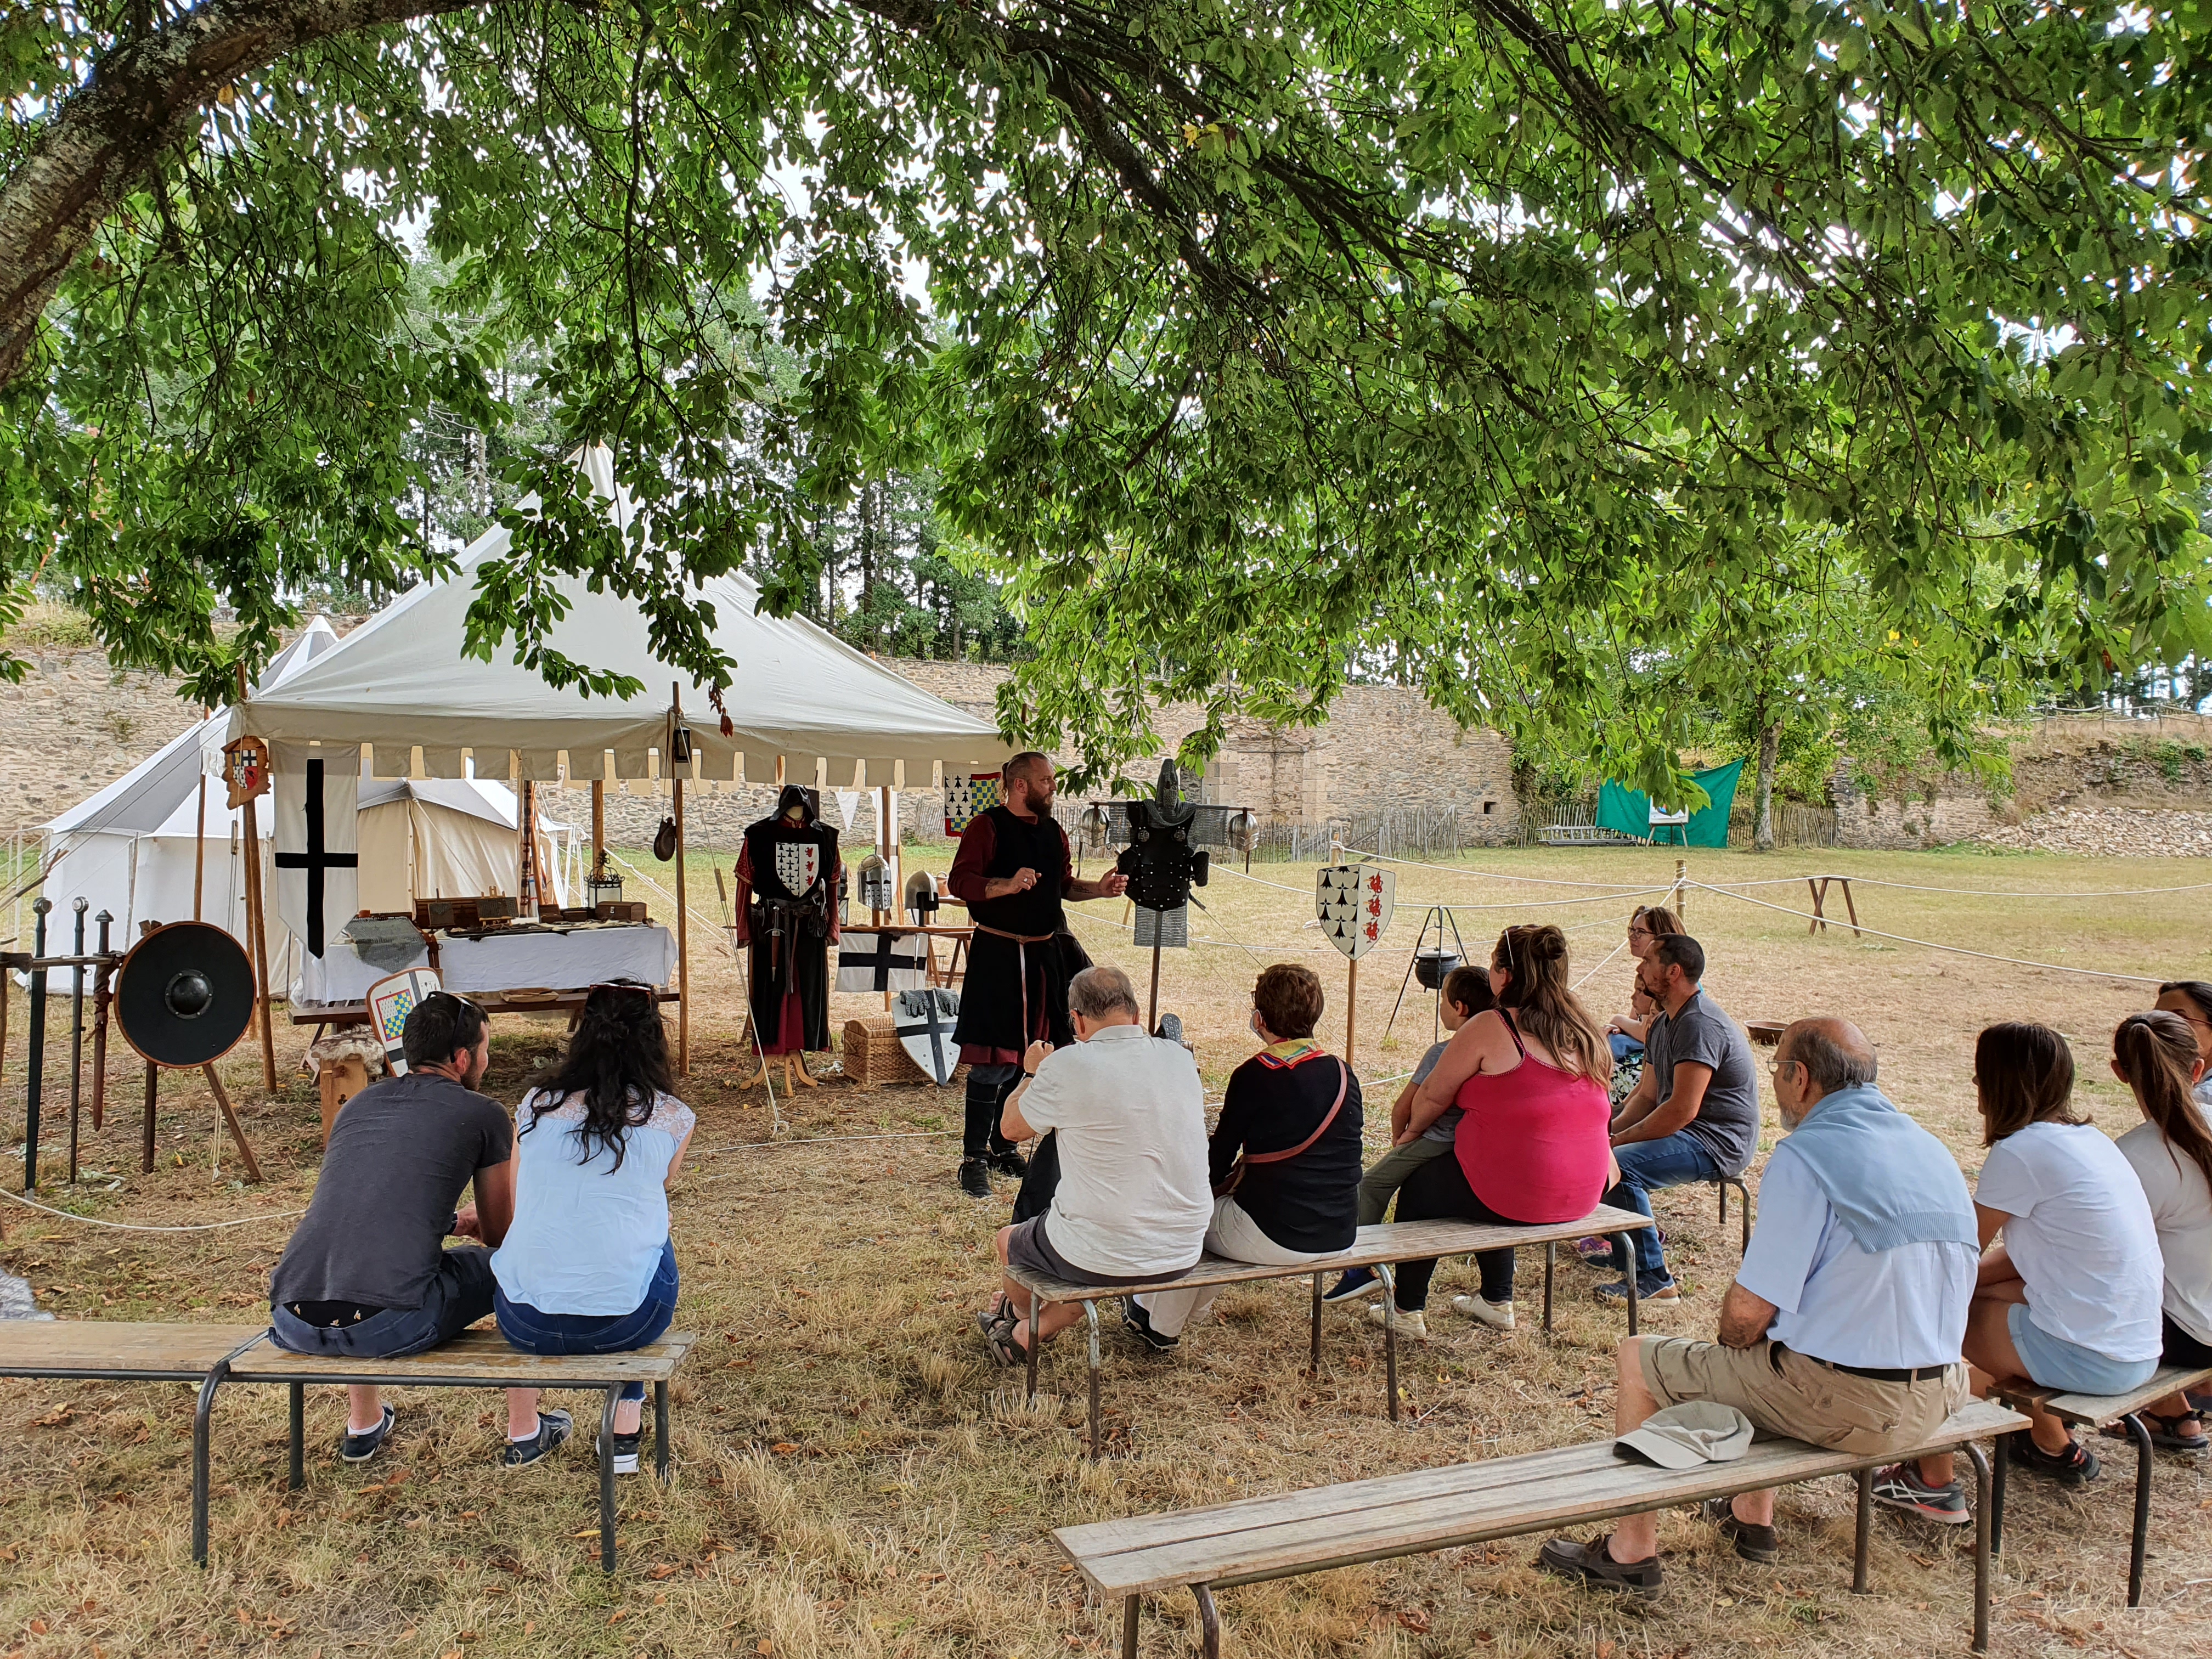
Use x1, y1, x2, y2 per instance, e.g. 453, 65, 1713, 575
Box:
1595, 760, 1745, 848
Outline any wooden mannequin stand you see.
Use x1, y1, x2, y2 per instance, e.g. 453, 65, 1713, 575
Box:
737, 1050, 819, 1093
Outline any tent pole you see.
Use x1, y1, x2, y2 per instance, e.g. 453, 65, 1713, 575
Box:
235, 665, 276, 1092
674, 774, 689, 1076
193, 714, 208, 921
591, 777, 606, 876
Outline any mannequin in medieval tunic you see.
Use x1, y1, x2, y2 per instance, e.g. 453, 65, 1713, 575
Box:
732, 785, 842, 1092
944, 751, 1126, 1198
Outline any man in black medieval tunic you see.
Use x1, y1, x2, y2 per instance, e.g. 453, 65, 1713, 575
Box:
944, 751, 1126, 1197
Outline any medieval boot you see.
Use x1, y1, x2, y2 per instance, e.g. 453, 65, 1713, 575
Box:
958, 1158, 995, 1199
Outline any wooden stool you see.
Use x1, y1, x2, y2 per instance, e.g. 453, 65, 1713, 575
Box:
318, 1056, 371, 1144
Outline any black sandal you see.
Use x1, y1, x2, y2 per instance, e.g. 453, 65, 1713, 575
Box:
984, 1317, 1031, 1368
2101, 1411, 2209, 1452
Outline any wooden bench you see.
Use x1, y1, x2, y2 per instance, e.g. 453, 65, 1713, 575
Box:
193, 1329, 697, 1571
1057, 1397, 2027, 1656
1005, 1208, 1652, 1458
1990, 1363, 2212, 1607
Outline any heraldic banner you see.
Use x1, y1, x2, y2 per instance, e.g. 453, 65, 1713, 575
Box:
273, 742, 361, 959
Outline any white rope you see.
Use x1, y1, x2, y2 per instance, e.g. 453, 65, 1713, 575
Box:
1686, 883, 2168, 984
1338, 844, 1686, 891
1217, 865, 1313, 896
1573, 933, 1632, 991
0, 1186, 305, 1233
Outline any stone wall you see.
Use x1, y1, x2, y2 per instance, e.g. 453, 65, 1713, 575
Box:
0, 644, 205, 833
1830, 765, 2002, 851
891, 659, 1522, 844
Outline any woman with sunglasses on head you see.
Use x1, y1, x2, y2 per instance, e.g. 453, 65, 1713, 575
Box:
1609, 906, 1682, 1052
2152, 981, 2212, 1107
488, 980, 694, 1472
2112, 1011, 2212, 1448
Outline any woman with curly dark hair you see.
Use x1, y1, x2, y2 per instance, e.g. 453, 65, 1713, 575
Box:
489, 980, 695, 1472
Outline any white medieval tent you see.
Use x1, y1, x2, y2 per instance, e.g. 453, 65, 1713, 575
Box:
229, 449, 1012, 1071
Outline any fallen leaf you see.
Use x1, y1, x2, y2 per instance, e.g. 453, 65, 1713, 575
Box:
30, 1405, 75, 1427
1397, 1609, 1432, 1634
607, 1610, 627, 1626
771, 1442, 799, 1454
1596, 1644, 1616, 1659
757, 1643, 774, 1656
31, 1622, 50, 1637
648, 1564, 678, 1580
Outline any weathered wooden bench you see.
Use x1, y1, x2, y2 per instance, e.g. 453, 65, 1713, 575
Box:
1057, 1397, 2026, 1656
196, 1329, 698, 1571
1004, 1207, 1652, 1458
1990, 1363, 2212, 1607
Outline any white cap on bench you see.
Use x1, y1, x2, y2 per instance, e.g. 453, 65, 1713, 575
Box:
1613, 1403, 1755, 1470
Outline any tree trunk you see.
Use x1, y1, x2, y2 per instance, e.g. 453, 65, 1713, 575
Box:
1753, 719, 1781, 853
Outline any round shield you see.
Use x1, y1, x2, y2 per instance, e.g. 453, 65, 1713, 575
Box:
115, 922, 256, 1069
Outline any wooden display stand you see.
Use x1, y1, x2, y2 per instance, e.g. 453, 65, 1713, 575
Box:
318, 1055, 372, 1144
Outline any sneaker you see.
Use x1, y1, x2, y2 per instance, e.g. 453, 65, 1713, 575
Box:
1154, 1013, 1185, 1046
1366, 1304, 1428, 1342
1700, 1497, 1783, 1560
597, 1428, 642, 1476
1870, 1463, 1971, 1524
984, 1146, 1029, 1178
957, 1158, 994, 1199
1121, 1299, 1179, 1353
1451, 1294, 1516, 1331
1537, 1534, 1663, 1599
500, 1408, 574, 1470
1576, 1230, 1663, 1266
1322, 1267, 1378, 1303
1596, 1279, 1680, 1307
2008, 1432, 2100, 1487
340, 1405, 396, 1464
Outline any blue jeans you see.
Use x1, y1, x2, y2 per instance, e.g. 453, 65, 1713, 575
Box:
1603, 1133, 1721, 1291
495, 1240, 679, 1403
272, 1247, 495, 1359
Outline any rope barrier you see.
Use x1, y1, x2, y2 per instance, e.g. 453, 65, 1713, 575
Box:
1573, 933, 1632, 991
1686, 882, 2168, 985
0, 1186, 306, 1233
1216, 865, 1313, 896
1338, 844, 1689, 891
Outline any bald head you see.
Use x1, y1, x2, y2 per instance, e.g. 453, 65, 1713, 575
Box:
1774, 1018, 1877, 1127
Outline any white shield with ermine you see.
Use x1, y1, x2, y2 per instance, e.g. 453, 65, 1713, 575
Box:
1317, 865, 1393, 960
775, 841, 821, 895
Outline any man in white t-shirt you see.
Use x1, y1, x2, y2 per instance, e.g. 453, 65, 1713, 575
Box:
974, 963, 1211, 1364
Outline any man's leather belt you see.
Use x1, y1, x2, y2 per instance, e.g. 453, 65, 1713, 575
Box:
975, 924, 1056, 944
1784, 1344, 1951, 1384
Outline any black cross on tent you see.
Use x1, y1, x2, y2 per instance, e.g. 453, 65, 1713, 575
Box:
895, 989, 958, 1086
840, 930, 927, 992
274, 757, 357, 958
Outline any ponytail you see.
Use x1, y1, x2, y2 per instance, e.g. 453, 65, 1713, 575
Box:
1493, 924, 1610, 1081
2114, 1011, 2212, 1193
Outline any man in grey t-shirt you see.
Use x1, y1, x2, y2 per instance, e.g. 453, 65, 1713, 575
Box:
1596, 934, 1760, 1303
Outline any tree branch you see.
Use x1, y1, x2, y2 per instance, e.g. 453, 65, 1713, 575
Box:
0, 0, 495, 388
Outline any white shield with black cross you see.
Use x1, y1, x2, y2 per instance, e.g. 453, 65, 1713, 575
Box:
774, 840, 821, 896
1317, 865, 1394, 960
895, 988, 961, 1086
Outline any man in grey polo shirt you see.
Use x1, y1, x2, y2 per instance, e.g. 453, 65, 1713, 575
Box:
1541, 1018, 1975, 1595
1595, 934, 1760, 1304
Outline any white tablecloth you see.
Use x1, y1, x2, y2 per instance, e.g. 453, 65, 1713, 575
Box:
292, 922, 678, 1006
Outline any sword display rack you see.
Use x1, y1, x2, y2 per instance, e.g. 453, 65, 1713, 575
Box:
2, 898, 121, 1191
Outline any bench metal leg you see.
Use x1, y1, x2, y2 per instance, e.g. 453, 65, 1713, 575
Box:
1990, 1430, 2007, 1555
1718, 1177, 1751, 1254
1852, 1466, 1872, 1592
1084, 1300, 1103, 1463
191, 1359, 230, 1568
287, 1381, 304, 1491
1613, 1234, 1639, 1336
1376, 1262, 1399, 1424
1193, 1583, 1220, 1659
1543, 1241, 1555, 1334
654, 1380, 670, 1483
1966, 1440, 1993, 1654
1121, 1594, 1139, 1659
1309, 1272, 1322, 1374
599, 1385, 621, 1574
2124, 1412, 2153, 1608
1025, 1299, 1045, 1404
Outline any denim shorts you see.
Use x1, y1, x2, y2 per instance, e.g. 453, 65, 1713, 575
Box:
2008, 1302, 2159, 1396
495, 1239, 679, 1402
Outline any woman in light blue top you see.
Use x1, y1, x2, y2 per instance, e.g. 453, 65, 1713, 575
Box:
490, 980, 695, 1472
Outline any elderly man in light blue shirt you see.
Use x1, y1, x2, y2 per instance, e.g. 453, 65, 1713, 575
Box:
1541, 1018, 1978, 1599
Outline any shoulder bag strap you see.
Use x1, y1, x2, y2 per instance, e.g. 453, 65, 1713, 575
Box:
1244, 1058, 1351, 1166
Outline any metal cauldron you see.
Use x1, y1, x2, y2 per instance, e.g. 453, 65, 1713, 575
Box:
1413, 948, 1460, 991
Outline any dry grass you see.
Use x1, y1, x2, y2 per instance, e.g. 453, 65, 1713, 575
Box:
5, 842, 2212, 1658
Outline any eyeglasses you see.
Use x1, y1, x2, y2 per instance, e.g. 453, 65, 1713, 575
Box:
1627, 927, 1652, 939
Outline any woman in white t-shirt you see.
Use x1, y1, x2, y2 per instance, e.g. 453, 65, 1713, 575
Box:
1956, 1022, 2163, 1486
2153, 981, 2212, 1109
2112, 1011, 2212, 1448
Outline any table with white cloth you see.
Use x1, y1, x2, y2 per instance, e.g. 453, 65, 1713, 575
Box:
291, 921, 677, 1007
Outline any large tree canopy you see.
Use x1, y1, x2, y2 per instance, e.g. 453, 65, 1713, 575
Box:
5, 1, 2210, 796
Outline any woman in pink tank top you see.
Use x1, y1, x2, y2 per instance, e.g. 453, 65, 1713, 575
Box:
1368, 924, 1615, 1338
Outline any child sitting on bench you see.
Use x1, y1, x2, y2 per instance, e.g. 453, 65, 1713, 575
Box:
1322, 966, 1494, 1304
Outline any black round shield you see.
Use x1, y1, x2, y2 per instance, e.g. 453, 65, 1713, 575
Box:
115, 922, 256, 1069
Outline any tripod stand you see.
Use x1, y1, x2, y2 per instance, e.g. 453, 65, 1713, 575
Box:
1383, 905, 1470, 1045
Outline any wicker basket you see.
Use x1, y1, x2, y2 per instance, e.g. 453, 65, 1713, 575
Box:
840, 1016, 964, 1088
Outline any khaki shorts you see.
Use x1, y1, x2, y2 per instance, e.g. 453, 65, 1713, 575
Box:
1637, 1338, 1967, 1461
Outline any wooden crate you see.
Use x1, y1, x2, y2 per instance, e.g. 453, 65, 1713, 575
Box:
839, 1017, 963, 1088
